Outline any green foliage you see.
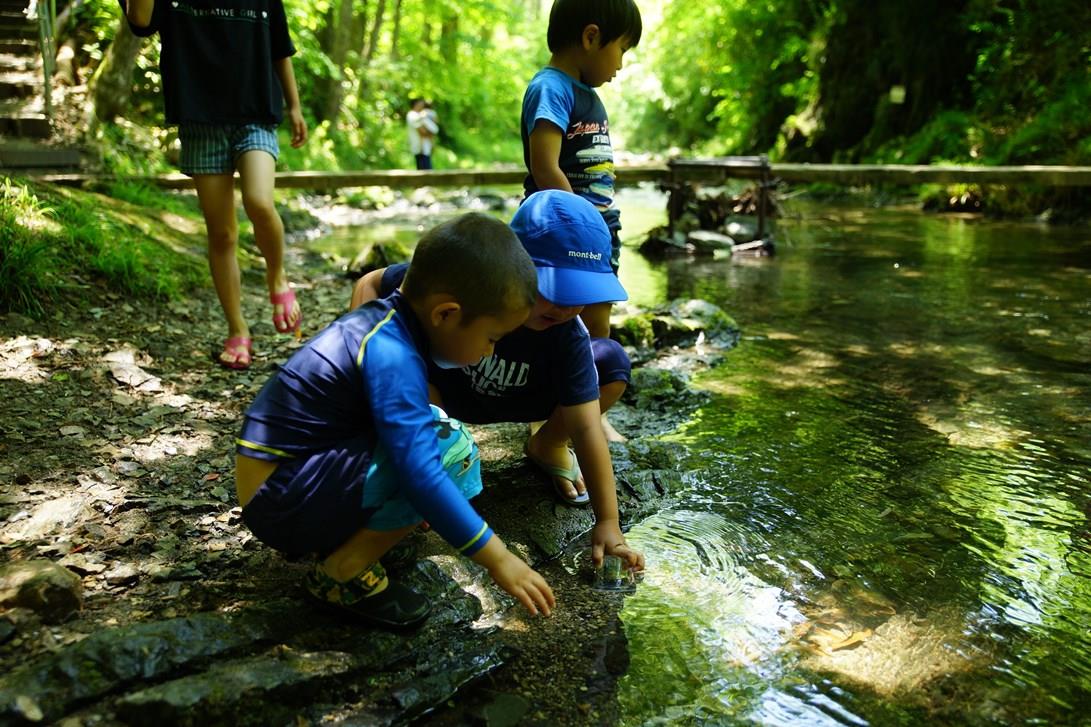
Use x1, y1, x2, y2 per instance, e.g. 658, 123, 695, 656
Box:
84, 0, 1091, 216
0, 181, 58, 316
0, 180, 205, 316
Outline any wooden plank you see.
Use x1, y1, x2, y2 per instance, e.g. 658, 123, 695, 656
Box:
765, 163, 1091, 186
27, 162, 1091, 189
29, 164, 672, 190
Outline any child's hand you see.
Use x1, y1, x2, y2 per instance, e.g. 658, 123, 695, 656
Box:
591, 520, 645, 572
288, 107, 307, 148
488, 551, 555, 617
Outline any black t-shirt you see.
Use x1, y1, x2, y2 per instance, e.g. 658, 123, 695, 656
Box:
121, 0, 295, 125
380, 264, 600, 423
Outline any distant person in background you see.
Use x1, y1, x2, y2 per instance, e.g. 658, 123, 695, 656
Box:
407, 97, 439, 170
520, 0, 642, 340
120, 0, 308, 370
421, 102, 440, 162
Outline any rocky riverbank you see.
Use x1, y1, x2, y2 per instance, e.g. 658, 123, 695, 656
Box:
0, 197, 739, 726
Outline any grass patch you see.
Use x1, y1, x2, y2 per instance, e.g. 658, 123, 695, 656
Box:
0, 179, 207, 316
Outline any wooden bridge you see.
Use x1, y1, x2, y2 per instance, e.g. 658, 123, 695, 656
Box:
31, 160, 1091, 190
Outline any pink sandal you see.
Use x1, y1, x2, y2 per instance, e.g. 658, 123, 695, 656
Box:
270, 289, 302, 334
218, 336, 252, 370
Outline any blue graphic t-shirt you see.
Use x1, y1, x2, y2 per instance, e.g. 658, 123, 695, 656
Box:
521, 67, 615, 209
381, 264, 600, 422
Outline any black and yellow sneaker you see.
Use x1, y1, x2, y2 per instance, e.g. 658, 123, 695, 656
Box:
379, 538, 419, 573
304, 561, 431, 629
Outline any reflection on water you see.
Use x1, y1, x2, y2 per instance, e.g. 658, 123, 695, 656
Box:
613, 200, 1091, 724
303, 188, 1090, 723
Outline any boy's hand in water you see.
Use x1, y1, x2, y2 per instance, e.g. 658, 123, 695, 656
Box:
488, 551, 555, 617
472, 536, 555, 616
591, 519, 645, 571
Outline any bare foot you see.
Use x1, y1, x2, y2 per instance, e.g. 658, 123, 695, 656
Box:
601, 413, 627, 443
525, 433, 587, 501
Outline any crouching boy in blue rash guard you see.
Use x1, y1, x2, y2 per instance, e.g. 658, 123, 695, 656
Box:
353, 190, 645, 574
235, 213, 555, 629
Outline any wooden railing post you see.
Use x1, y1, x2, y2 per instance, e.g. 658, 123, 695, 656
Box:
31, 0, 57, 122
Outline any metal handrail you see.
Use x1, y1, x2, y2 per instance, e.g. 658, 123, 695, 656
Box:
28, 0, 57, 121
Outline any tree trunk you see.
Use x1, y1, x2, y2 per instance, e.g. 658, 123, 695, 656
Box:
389, 0, 403, 59
439, 10, 458, 64
316, 0, 367, 123
88, 18, 144, 123
364, 0, 386, 63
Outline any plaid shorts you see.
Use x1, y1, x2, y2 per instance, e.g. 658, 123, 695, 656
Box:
178, 123, 279, 176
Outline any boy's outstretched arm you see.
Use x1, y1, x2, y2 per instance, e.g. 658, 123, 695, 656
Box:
528, 121, 573, 192
274, 57, 308, 148
471, 535, 556, 616
123, 0, 155, 28
564, 400, 646, 571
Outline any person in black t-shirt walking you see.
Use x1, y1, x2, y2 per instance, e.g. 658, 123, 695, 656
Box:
121, 0, 308, 370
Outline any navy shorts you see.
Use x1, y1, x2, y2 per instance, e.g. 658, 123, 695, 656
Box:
178, 123, 279, 176
600, 207, 623, 274
241, 406, 482, 558
592, 337, 631, 387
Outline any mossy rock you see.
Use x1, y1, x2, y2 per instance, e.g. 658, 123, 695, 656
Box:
348, 240, 414, 275
611, 312, 657, 349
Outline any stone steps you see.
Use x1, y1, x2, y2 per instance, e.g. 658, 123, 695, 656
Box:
0, 15, 35, 41
0, 143, 82, 169
0, 68, 37, 99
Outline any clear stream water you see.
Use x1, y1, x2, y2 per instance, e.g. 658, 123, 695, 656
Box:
312, 187, 1091, 725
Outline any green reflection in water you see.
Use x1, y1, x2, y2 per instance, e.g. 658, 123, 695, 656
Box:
615, 203, 1091, 725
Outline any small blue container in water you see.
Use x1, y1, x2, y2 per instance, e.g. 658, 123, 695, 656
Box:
592, 555, 639, 593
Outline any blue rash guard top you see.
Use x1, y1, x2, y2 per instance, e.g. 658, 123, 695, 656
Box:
521, 67, 616, 209
236, 290, 493, 556
381, 264, 601, 423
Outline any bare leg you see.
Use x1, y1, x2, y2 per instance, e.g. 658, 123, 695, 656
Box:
599, 380, 627, 443
237, 150, 300, 330
526, 377, 628, 497
194, 174, 247, 365
579, 302, 613, 339
321, 524, 419, 582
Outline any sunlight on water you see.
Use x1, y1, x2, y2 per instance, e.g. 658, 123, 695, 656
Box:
610, 200, 1091, 724
301, 189, 1090, 723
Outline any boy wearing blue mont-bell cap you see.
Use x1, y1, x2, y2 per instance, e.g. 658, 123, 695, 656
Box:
352, 190, 645, 573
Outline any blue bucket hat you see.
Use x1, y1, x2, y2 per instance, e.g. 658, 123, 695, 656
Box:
510, 190, 629, 307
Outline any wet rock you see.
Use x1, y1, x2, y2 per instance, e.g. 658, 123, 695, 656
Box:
687, 229, 736, 254
612, 299, 740, 352
722, 216, 759, 243
637, 227, 694, 257
0, 560, 82, 624
0, 607, 280, 724
665, 299, 741, 348
115, 647, 357, 727
624, 367, 707, 413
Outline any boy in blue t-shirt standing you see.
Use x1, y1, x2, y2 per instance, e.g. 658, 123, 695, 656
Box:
235, 214, 556, 629
520, 0, 642, 339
